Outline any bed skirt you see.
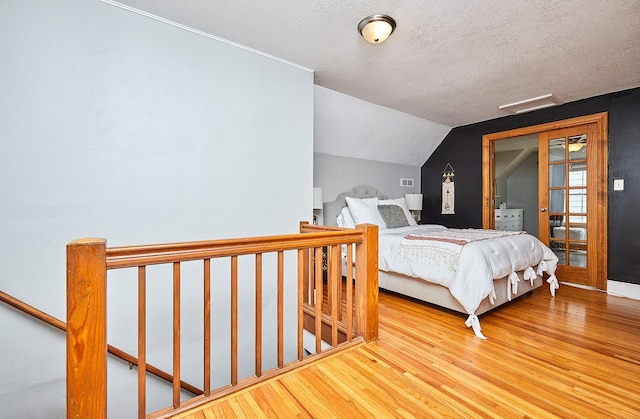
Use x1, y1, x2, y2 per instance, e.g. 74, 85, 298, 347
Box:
378, 269, 543, 316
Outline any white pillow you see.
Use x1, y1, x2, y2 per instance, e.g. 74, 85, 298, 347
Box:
340, 207, 356, 228
345, 196, 386, 228
379, 197, 417, 226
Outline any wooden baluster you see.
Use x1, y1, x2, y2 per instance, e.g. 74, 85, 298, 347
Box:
255, 253, 263, 377
314, 246, 323, 354
138, 266, 147, 418
299, 222, 311, 305
277, 251, 284, 368
330, 244, 340, 346
231, 256, 238, 385
203, 259, 211, 396
346, 243, 353, 342
66, 238, 107, 419
297, 249, 304, 361
336, 245, 343, 322
302, 247, 310, 304
173, 262, 181, 408
325, 246, 332, 317
355, 224, 379, 342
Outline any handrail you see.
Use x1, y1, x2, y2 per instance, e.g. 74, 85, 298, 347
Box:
0, 290, 67, 331
105, 230, 363, 269
0, 290, 202, 395
66, 222, 378, 418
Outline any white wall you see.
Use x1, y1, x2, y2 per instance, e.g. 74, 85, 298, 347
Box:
506, 152, 539, 235
314, 152, 421, 223
0, 0, 313, 417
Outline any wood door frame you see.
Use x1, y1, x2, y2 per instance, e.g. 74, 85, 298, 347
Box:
482, 112, 608, 290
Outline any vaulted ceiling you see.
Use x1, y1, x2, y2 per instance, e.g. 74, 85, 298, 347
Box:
113, 0, 640, 165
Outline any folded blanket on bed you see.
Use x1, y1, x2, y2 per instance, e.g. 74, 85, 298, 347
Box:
404, 228, 524, 245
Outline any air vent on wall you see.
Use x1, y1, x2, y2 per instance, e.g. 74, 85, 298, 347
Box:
400, 178, 414, 187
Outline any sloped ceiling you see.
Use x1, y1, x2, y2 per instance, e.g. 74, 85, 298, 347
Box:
109, 0, 640, 166
314, 86, 451, 166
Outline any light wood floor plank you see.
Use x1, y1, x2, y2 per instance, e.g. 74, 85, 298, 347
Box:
234, 393, 268, 419
175, 285, 640, 418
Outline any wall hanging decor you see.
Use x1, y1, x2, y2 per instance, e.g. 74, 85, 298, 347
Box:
441, 163, 455, 214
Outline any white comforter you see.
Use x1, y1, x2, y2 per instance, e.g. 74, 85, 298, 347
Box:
378, 225, 559, 315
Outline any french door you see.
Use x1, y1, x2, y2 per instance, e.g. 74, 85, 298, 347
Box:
483, 113, 608, 289
539, 123, 603, 287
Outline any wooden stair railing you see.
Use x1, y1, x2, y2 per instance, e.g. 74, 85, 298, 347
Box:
66, 222, 378, 419
298, 223, 379, 348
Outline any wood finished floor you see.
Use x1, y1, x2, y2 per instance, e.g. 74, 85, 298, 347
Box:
174, 285, 640, 418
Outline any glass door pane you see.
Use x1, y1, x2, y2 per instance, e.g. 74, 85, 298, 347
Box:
546, 131, 589, 269
568, 134, 587, 161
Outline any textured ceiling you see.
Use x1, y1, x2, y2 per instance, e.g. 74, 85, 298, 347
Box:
109, 0, 640, 164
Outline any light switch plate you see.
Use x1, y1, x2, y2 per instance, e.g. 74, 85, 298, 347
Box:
613, 179, 624, 191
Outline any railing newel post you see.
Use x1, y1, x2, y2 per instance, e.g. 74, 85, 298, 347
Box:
355, 224, 379, 342
67, 238, 107, 419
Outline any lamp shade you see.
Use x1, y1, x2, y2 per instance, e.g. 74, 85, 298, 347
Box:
405, 194, 423, 211
358, 15, 396, 44
313, 187, 323, 210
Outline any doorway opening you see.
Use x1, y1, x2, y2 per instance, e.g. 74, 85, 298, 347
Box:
482, 113, 608, 290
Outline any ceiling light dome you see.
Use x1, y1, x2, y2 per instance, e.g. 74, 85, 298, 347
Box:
358, 14, 396, 44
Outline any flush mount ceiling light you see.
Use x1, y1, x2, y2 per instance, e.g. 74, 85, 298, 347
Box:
565, 134, 587, 152
358, 14, 396, 44
499, 94, 558, 114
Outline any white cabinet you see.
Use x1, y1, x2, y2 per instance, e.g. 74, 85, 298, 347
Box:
494, 209, 523, 231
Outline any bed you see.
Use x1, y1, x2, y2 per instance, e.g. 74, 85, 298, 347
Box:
553, 226, 587, 240
324, 185, 559, 339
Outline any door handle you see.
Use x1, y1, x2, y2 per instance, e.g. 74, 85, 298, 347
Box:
540, 207, 547, 212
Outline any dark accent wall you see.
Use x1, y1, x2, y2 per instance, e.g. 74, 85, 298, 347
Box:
421, 87, 640, 285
